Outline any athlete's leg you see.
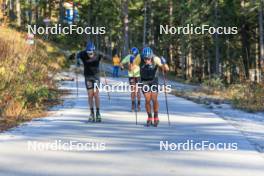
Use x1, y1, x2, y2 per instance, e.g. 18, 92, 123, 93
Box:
88, 89, 94, 109
92, 80, 101, 122
116, 66, 119, 77
129, 78, 136, 111
87, 89, 95, 121
136, 78, 141, 108
144, 91, 153, 126
151, 92, 159, 127
144, 92, 152, 114
112, 66, 115, 77
85, 79, 95, 110
94, 88, 100, 109
85, 79, 96, 121
151, 92, 159, 115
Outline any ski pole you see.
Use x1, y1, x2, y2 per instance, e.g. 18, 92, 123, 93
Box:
76, 70, 79, 97
75, 57, 79, 97
162, 69, 170, 126
134, 77, 138, 125
131, 58, 138, 125
101, 63, 111, 101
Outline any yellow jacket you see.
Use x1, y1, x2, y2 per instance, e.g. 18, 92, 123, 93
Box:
113, 56, 120, 66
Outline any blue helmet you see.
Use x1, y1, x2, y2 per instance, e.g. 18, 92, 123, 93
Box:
131, 47, 139, 56
86, 41, 95, 53
142, 47, 153, 59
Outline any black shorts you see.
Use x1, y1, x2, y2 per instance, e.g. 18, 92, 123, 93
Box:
129, 77, 140, 85
140, 80, 159, 93
85, 77, 100, 90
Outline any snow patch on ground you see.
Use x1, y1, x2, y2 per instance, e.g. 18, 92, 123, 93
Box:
210, 103, 264, 153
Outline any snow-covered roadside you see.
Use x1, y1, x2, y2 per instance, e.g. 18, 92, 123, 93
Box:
167, 75, 264, 154
209, 104, 264, 153
166, 75, 264, 154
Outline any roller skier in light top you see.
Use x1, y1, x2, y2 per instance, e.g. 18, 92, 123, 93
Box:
120, 47, 141, 112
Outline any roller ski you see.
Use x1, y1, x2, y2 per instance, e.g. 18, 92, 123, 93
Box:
145, 117, 159, 127
96, 112, 102, 122
131, 101, 141, 112
153, 117, 159, 127
137, 103, 141, 112
88, 113, 95, 122
146, 118, 153, 127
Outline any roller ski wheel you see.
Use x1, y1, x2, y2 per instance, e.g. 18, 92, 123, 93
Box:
153, 118, 159, 127
88, 114, 95, 122
137, 105, 141, 112
146, 118, 153, 127
96, 113, 102, 123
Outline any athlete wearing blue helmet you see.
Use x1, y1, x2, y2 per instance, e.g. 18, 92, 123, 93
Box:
140, 47, 169, 127
131, 47, 139, 56
86, 41, 96, 54
142, 47, 153, 59
120, 47, 142, 112
76, 41, 107, 123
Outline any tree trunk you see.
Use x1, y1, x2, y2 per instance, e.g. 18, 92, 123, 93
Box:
241, 22, 250, 79
207, 45, 211, 79
143, 0, 147, 47
149, 0, 155, 47
86, 0, 93, 41
72, 1, 76, 24
259, 0, 264, 82
29, 0, 32, 24
48, 0, 52, 18
8, 0, 15, 20
122, 0, 129, 56
214, 0, 220, 75
0, 0, 3, 20
168, 0, 174, 71
35, 1, 39, 23
186, 44, 193, 79
15, 0, 21, 27
59, 0, 64, 23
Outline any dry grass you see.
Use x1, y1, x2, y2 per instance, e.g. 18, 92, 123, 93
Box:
171, 80, 264, 112
0, 27, 67, 130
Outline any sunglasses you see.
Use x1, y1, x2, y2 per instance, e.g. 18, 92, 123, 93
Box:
144, 57, 151, 61
87, 52, 94, 55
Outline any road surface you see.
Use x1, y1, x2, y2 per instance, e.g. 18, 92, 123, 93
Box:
0, 72, 264, 176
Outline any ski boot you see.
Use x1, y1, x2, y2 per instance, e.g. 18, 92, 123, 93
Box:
153, 117, 159, 127
137, 104, 141, 112
96, 112, 102, 122
146, 118, 153, 127
88, 113, 95, 122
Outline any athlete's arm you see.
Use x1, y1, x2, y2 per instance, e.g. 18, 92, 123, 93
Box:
121, 54, 131, 64
76, 51, 83, 67
120, 54, 132, 69
97, 53, 110, 61
93, 51, 111, 61
153, 56, 169, 72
